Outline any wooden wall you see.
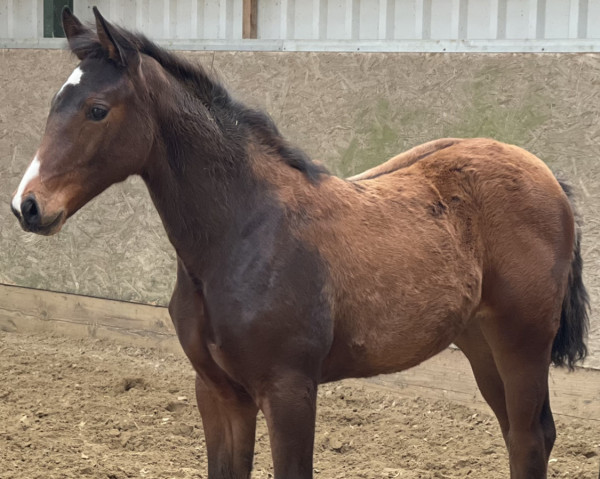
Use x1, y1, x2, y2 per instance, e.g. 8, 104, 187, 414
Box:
0, 48, 599, 368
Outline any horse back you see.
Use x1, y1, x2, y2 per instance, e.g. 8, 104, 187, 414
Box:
291, 138, 572, 381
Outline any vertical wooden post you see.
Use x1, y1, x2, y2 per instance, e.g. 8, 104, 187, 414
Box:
243, 0, 258, 39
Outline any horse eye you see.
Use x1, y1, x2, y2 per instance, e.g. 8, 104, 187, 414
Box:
89, 106, 108, 121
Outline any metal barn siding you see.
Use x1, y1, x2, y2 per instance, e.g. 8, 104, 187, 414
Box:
1, 0, 41, 39
1, 0, 600, 51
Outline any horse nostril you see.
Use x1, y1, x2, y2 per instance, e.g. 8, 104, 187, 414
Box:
21, 196, 41, 229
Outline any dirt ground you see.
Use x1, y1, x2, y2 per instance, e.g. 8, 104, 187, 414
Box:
0, 331, 597, 479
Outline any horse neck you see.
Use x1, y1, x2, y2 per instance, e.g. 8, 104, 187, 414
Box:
141, 79, 264, 274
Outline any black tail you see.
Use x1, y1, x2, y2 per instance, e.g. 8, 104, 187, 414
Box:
552, 178, 590, 370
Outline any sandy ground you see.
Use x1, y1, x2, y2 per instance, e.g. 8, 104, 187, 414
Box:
0, 331, 598, 479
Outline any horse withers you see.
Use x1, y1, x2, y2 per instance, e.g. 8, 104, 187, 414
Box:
11, 8, 589, 479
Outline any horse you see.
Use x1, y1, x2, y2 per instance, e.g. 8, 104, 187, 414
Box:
10, 7, 589, 479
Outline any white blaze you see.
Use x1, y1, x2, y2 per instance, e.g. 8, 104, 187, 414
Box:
57, 66, 84, 96
12, 155, 41, 214
12, 67, 83, 214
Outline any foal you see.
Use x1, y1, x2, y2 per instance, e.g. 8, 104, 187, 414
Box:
11, 8, 588, 479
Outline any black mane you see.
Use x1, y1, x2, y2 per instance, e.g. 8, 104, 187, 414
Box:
69, 25, 328, 182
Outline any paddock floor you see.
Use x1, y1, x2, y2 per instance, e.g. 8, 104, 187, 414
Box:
1, 331, 597, 479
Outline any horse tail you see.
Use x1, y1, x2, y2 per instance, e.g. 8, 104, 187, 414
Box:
551, 177, 590, 370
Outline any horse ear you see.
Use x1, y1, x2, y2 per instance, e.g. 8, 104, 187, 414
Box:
62, 7, 92, 60
93, 7, 139, 68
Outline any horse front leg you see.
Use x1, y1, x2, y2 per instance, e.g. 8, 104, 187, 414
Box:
195, 373, 259, 479
169, 260, 259, 478
257, 371, 319, 479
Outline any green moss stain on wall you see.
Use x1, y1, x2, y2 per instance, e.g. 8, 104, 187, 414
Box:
337, 99, 397, 177
337, 64, 552, 178
442, 66, 551, 147
335, 99, 429, 177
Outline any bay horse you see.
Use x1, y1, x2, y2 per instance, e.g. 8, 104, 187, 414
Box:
11, 8, 589, 479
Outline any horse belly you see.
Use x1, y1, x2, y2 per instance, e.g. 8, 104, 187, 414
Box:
320, 274, 481, 382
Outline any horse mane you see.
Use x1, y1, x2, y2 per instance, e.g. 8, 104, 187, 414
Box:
69, 25, 329, 182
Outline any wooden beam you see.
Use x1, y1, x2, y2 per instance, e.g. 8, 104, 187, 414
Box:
0, 283, 179, 353
364, 348, 600, 422
243, 0, 258, 39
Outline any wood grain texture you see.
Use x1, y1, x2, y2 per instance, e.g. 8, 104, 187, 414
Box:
0, 283, 178, 351
243, 0, 257, 39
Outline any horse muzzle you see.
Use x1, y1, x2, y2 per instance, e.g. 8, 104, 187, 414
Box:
11, 194, 65, 236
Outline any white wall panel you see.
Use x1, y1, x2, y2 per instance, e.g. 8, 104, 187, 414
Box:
359, 0, 379, 39
293, 0, 315, 39
2, 0, 600, 51
3, 0, 39, 39
393, 0, 421, 40
326, 0, 350, 40
545, 0, 570, 39
504, 0, 533, 39
430, 0, 455, 40
588, 0, 600, 39
0, 1, 9, 38
466, 0, 497, 39
257, 0, 281, 39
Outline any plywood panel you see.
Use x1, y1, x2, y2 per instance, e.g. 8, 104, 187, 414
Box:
1, 49, 600, 369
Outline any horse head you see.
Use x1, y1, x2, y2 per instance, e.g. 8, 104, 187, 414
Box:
11, 7, 152, 235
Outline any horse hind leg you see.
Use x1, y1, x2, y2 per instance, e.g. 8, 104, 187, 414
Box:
480, 294, 558, 478
457, 307, 558, 479
496, 349, 554, 479
454, 316, 509, 444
